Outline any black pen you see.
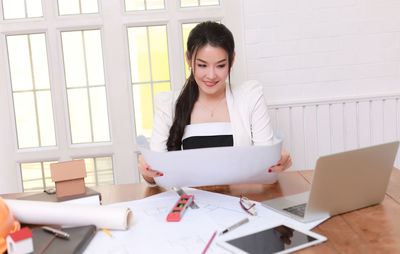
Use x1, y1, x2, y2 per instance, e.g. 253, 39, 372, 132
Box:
42, 226, 70, 240
219, 218, 249, 235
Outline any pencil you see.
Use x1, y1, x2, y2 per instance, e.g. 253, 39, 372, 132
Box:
102, 228, 113, 237
202, 231, 217, 254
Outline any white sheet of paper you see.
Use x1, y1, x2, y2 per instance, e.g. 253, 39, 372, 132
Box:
144, 188, 327, 231
84, 189, 327, 254
137, 136, 283, 188
85, 196, 224, 254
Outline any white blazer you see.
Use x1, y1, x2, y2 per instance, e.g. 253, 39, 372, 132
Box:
150, 80, 274, 152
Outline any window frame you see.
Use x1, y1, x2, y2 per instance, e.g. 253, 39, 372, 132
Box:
5, 31, 57, 149
1, 0, 45, 20
58, 26, 112, 145
0, 0, 245, 193
56, 0, 101, 17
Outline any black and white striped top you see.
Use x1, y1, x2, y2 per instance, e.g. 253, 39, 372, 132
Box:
182, 122, 233, 150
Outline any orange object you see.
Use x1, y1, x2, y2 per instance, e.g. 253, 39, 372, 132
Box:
0, 197, 20, 253
50, 160, 87, 198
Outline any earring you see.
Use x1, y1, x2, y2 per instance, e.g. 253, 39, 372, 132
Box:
188, 67, 192, 73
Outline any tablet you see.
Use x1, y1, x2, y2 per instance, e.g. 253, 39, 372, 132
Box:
217, 223, 327, 254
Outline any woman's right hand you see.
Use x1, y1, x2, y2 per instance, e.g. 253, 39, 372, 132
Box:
138, 155, 164, 184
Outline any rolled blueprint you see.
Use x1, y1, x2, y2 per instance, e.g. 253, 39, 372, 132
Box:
4, 199, 131, 230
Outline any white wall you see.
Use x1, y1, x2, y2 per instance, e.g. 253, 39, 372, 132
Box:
241, 0, 400, 170
242, 0, 400, 103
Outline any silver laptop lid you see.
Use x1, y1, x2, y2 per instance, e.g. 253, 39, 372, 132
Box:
305, 141, 399, 219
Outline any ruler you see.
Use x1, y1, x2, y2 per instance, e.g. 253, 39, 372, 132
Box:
173, 188, 199, 209
166, 195, 194, 222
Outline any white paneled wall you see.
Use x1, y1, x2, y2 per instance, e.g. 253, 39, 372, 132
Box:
268, 95, 400, 170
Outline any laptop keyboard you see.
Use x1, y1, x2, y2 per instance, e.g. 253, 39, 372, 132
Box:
283, 203, 307, 217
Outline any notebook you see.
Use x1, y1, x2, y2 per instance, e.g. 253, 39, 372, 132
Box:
262, 141, 399, 222
32, 225, 97, 254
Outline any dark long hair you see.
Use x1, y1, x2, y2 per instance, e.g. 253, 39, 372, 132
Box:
166, 21, 235, 151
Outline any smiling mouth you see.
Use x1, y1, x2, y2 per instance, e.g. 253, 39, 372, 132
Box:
204, 81, 218, 87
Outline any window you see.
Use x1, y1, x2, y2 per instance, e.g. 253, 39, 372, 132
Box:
61, 29, 110, 144
21, 161, 56, 192
6, 33, 56, 149
181, 0, 219, 8
83, 157, 114, 186
182, 22, 199, 77
0, 0, 242, 193
2, 0, 43, 19
125, 0, 165, 11
20, 157, 114, 192
128, 25, 170, 137
57, 0, 99, 16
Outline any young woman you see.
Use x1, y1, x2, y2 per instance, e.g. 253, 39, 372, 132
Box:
139, 21, 292, 185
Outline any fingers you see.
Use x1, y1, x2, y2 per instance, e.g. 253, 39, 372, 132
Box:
269, 150, 292, 173
270, 158, 292, 172
143, 167, 164, 178
138, 155, 164, 181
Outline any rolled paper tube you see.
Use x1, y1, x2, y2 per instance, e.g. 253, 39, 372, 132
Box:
4, 199, 131, 230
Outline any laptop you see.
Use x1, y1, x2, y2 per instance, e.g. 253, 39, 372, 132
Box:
261, 141, 399, 223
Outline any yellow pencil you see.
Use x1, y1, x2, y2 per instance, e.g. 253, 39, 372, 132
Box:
102, 228, 113, 238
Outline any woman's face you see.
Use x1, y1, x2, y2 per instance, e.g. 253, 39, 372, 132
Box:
188, 44, 232, 97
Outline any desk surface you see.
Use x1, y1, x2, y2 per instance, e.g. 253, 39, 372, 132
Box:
3, 169, 400, 253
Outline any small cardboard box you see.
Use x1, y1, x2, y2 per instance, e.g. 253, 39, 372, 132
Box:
50, 160, 87, 198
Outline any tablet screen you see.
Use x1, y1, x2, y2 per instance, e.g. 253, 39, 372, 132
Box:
226, 225, 317, 254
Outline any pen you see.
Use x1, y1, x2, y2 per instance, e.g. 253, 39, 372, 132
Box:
202, 231, 217, 254
219, 218, 249, 235
42, 226, 70, 240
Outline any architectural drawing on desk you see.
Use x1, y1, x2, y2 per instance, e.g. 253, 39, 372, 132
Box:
131, 198, 223, 253
195, 199, 250, 229
140, 196, 243, 222
142, 205, 169, 217
199, 201, 241, 214
85, 192, 276, 253
166, 235, 225, 254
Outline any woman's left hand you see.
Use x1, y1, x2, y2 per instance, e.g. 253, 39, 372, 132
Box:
269, 150, 292, 172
